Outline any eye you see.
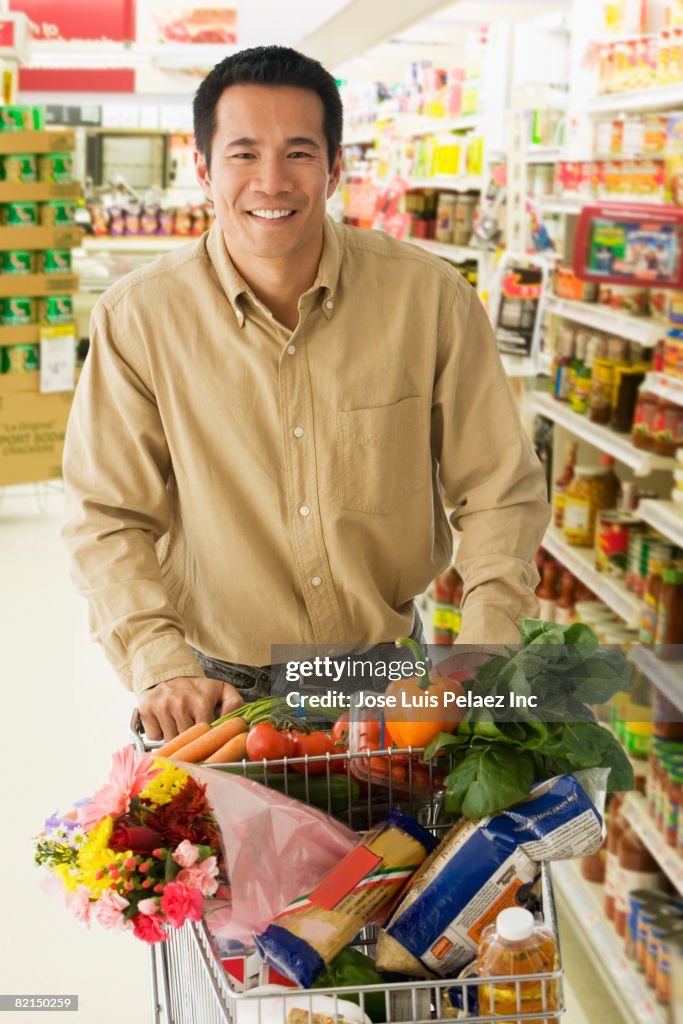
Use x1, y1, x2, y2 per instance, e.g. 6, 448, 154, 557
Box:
289, 151, 313, 159
231, 152, 256, 160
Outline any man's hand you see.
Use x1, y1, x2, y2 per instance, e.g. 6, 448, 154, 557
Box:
138, 676, 244, 742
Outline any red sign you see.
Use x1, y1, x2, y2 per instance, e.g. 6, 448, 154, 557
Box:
9, 0, 134, 42
0, 19, 16, 46
19, 68, 136, 93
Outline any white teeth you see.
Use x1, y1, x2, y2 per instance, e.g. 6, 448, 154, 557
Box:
250, 209, 295, 219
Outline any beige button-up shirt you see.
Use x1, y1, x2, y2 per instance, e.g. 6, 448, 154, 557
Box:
62, 217, 551, 694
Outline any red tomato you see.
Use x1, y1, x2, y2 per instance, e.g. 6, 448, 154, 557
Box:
357, 718, 382, 752
280, 730, 298, 759
292, 731, 335, 774
246, 723, 288, 762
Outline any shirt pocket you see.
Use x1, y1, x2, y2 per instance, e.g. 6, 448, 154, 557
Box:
337, 396, 429, 515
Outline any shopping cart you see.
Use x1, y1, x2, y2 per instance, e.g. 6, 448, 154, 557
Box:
131, 714, 565, 1024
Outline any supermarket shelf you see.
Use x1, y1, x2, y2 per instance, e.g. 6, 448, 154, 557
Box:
0, 324, 41, 346
539, 195, 589, 216
500, 354, 538, 378
408, 238, 480, 262
542, 524, 642, 627
538, 351, 554, 376
643, 372, 683, 407
638, 499, 683, 548
532, 393, 675, 476
0, 226, 82, 251
589, 84, 683, 115
527, 146, 563, 164
552, 860, 665, 1024
628, 645, 683, 712
342, 131, 376, 147
544, 294, 665, 347
79, 235, 193, 253
373, 174, 482, 192
0, 129, 75, 155
0, 182, 81, 202
0, 274, 78, 298
622, 792, 683, 895
388, 115, 480, 137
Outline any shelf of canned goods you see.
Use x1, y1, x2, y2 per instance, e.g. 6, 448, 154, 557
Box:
543, 294, 665, 348
622, 792, 683, 896
552, 859, 666, 1024
629, 645, 683, 713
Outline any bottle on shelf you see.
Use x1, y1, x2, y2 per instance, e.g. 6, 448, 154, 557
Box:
536, 562, 558, 623
614, 827, 667, 939
599, 453, 621, 509
555, 571, 576, 627
477, 907, 559, 1023
654, 566, 683, 659
604, 796, 624, 921
640, 559, 665, 645
552, 442, 577, 530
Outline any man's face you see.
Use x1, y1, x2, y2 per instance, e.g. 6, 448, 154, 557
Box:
195, 83, 341, 263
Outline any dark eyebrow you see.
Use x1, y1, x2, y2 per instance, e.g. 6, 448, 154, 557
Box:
224, 136, 321, 150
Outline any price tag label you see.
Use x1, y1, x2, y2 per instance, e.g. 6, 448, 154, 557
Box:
40, 324, 76, 394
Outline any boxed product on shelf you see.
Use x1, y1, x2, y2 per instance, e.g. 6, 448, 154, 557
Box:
88, 199, 215, 238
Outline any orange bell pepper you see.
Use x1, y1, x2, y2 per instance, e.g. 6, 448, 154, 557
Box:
384, 637, 469, 749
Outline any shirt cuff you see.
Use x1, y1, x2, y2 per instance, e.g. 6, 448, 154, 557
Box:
129, 634, 205, 694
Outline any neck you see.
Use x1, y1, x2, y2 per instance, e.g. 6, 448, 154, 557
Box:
225, 229, 324, 330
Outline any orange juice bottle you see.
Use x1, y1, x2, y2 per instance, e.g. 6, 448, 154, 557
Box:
477, 907, 559, 1023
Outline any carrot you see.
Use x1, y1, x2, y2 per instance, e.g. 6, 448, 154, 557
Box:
173, 717, 248, 763
156, 722, 210, 758
204, 731, 249, 764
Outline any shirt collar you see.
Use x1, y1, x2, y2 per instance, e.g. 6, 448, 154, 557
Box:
205, 215, 343, 327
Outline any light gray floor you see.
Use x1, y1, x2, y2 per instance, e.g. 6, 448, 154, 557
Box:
2, 487, 628, 1024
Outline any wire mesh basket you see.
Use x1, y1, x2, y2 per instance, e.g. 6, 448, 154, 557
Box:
130, 714, 565, 1024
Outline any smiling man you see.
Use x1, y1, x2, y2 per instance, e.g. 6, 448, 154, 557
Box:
62, 46, 550, 741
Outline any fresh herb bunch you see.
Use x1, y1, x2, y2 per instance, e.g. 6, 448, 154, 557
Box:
424, 619, 634, 818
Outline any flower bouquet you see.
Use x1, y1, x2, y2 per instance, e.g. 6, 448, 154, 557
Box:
34, 748, 226, 944
35, 746, 356, 946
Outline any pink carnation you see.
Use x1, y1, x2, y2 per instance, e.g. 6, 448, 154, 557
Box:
71, 886, 92, 928
132, 912, 168, 944
160, 882, 204, 928
176, 856, 219, 897
138, 898, 160, 916
172, 840, 199, 868
95, 891, 130, 932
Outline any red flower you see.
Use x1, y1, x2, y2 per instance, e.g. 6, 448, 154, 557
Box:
160, 882, 203, 928
132, 912, 168, 944
110, 824, 163, 853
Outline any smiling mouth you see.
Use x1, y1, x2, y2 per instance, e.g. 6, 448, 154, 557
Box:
247, 209, 297, 220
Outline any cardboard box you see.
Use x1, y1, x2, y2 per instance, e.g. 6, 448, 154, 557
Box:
0, 369, 40, 394
0, 389, 73, 485
0, 226, 83, 251
0, 129, 75, 155
0, 274, 78, 298
0, 182, 81, 202
0, 324, 41, 346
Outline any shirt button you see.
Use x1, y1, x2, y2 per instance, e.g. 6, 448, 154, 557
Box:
325, 299, 334, 310
293, 426, 305, 438
287, 345, 296, 355
311, 576, 322, 587
299, 505, 311, 517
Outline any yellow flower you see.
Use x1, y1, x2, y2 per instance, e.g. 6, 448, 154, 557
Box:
76, 817, 120, 895
140, 761, 188, 806
53, 862, 80, 894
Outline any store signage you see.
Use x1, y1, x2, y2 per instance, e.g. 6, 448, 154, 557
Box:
40, 325, 75, 395
136, 1, 237, 45
19, 69, 135, 93
8, 0, 135, 41
0, 19, 15, 47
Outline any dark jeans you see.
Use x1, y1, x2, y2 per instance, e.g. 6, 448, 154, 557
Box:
191, 606, 427, 704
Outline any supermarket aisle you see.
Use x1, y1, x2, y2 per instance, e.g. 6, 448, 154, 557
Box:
2, 488, 149, 1024
1, 488, 624, 1024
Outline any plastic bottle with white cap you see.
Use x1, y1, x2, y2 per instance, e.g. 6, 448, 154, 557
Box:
476, 906, 559, 1021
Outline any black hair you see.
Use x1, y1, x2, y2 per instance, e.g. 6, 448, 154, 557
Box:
193, 45, 343, 170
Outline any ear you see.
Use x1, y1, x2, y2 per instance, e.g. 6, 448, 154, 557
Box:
327, 146, 343, 199
194, 149, 213, 202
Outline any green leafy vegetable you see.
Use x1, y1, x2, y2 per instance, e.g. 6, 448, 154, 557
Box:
428, 619, 634, 817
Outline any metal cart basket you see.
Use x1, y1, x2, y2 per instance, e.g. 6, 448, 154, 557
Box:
131, 716, 565, 1024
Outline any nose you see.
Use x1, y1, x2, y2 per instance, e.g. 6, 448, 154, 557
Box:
250, 154, 294, 196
